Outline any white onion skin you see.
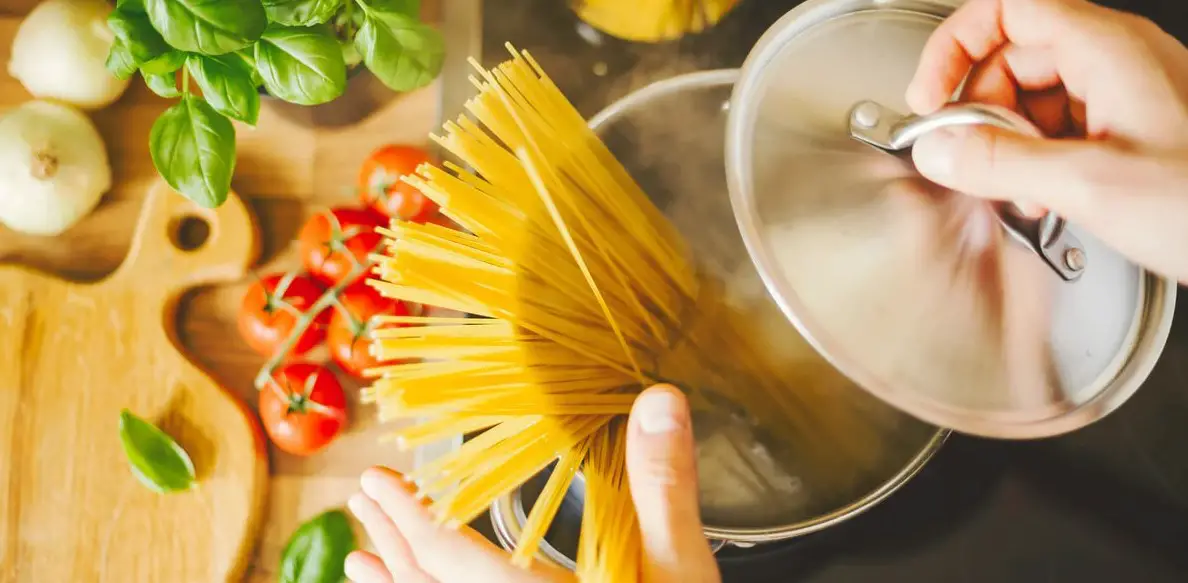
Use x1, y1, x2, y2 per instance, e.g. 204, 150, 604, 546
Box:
0, 101, 112, 236
8, 0, 132, 110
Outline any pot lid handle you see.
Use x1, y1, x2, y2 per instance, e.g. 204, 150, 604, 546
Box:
848, 100, 1087, 282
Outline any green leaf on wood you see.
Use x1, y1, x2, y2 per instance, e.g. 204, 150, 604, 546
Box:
186, 54, 261, 124
149, 95, 237, 208
255, 25, 347, 105
106, 39, 139, 81
118, 409, 196, 494
108, 6, 170, 65
263, 0, 344, 26
360, 0, 420, 16
355, 10, 443, 92
145, 0, 267, 55
141, 50, 188, 75
144, 71, 181, 97
280, 509, 356, 583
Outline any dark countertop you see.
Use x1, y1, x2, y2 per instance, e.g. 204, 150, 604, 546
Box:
473, 1, 1188, 581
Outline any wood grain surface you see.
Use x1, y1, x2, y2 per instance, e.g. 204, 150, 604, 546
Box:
0, 183, 267, 583
0, 2, 446, 580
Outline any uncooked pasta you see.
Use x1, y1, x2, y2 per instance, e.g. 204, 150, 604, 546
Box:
365, 44, 887, 580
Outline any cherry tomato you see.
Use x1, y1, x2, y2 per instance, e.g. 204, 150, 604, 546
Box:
358, 144, 439, 222
328, 282, 414, 378
298, 207, 387, 286
260, 363, 348, 456
238, 273, 330, 357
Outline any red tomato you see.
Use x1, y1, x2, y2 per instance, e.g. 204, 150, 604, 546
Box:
298, 207, 387, 286
328, 282, 414, 378
358, 144, 439, 222
259, 363, 348, 456
238, 273, 330, 357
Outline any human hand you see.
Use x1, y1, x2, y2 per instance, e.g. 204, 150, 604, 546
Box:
905, 0, 1188, 284
344, 385, 722, 583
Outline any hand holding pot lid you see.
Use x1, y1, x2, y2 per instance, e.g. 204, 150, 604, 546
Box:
905, 0, 1188, 286
725, 0, 1180, 438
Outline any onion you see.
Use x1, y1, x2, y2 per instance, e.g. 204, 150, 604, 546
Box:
8, 0, 131, 110
0, 101, 112, 236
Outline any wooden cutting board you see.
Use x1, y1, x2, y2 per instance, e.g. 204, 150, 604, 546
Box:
0, 181, 268, 583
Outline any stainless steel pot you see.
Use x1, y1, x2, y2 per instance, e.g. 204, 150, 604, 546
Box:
489, 69, 948, 566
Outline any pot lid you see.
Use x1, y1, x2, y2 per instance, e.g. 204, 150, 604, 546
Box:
724, 0, 1174, 438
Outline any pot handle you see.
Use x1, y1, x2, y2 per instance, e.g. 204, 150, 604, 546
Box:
847, 100, 1087, 282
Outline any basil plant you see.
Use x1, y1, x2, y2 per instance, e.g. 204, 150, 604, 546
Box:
105, 0, 445, 208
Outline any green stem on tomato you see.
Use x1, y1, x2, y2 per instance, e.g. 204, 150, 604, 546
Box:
253, 260, 373, 390
181, 67, 190, 95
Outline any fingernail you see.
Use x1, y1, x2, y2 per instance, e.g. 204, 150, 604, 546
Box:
634, 389, 685, 435
360, 467, 390, 500
343, 552, 367, 581
912, 128, 960, 180
347, 492, 369, 519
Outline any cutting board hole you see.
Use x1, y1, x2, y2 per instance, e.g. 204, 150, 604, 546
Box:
170, 215, 211, 252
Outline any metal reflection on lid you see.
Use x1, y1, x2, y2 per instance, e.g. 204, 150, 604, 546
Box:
847, 99, 1087, 282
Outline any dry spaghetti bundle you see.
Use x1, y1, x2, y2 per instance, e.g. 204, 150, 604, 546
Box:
572, 0, 740, 42
364, 45, 887, 579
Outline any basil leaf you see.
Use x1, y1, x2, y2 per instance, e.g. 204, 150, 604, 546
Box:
108, 7, 170, 65
141, 50, 188, 75
280, 509, 356, 583
149, 96, 237, 208
145, 0, 267, 55
355, 11, 443, 92
106, 39, 139, 81
232, 50, 264, 87
263, 0, 344, 26
186, 55, 261, 125
340, 39, 362, 68
255, 25, 347, 105
144, 71, 181, 97
118, 409, 196, 494
360, 0, 419, 15
117, 0, 147, 11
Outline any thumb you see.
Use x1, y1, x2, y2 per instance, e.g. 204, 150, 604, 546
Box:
626, 385, 719, 583
911, 125, 1105, 213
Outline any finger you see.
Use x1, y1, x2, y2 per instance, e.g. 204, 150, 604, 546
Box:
911, 124, 1121, 216
951, 45, 1072, 137
625, 385, 718, 583
344, 551, 400, 583
906, 0, 1108, 113
1001, 45, 1061, 91
359, 467, 571, 583
907, 0, 1006, 113
913, 127, 1188, 282
1019, 88, 1073, 137
959, 49, 1019, 110
348, 493, 433, 582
